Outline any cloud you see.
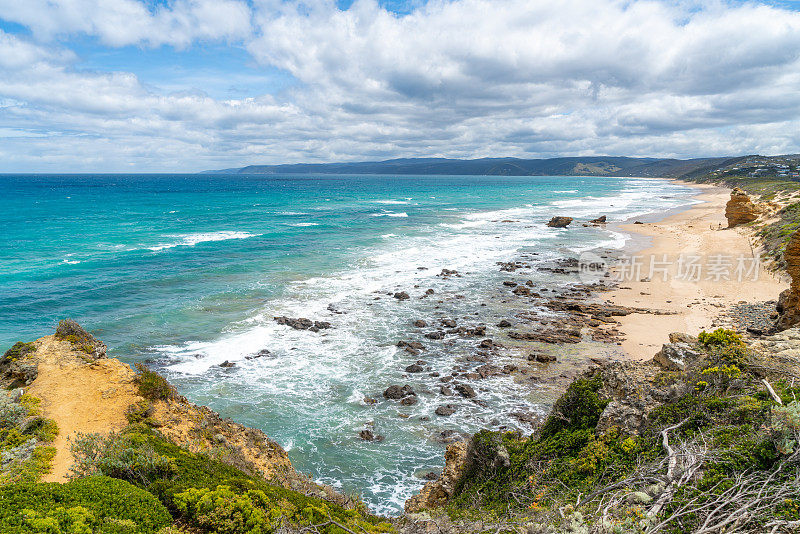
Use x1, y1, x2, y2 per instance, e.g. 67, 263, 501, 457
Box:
0, 0, 252, 47
1, 0, 800, 171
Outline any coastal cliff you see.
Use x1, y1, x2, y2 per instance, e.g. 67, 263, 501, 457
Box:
0, 321, 390, 533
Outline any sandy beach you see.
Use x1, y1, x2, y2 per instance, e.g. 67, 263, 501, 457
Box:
607, 182, 788, 360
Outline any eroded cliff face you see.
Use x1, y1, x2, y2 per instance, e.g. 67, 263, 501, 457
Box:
777, 230, 800, 330
724, 187, 761, 228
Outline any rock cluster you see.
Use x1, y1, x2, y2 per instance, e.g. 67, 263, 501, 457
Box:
724, 187, 760, 228
274, 316, 331, 332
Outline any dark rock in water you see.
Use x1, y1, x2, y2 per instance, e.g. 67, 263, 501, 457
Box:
274, 316, 332, 332
405, 364, 424, 373
439, 269, 458, 278
497, 320, 512, 328
246, 349, 272, 360
440, 386, 454, 396
413, 319, 428, 328
633, 221, 644, 225
429, 372, 440, 377
455, 384, 477, 398
533, 353, 557, 363
425, 288, 435, 295
441, 319, 457, 328
401, 396, 418, 406
478, 339, 494, 349
502, 281, 517, 287
422, 471, 439, 480
397, 340, 425, 350
359, 430, 385, 442
590, 215, 607, 224
363, 397, 377, 405
546, 216, 573, 228
503, 364, 518, 374
383, 384, 416, 399
394, 291, 410, 300
425, 331, 445, 340
476, 365, 500, 379
435, 405, 456, 416
219, 360, 236, 368
512, 285, 534, 296
511, 330, 581, 344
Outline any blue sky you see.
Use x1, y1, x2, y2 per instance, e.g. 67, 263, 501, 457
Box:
1, 0, 800, 172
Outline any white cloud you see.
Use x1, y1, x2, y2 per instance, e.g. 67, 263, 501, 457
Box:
1, 0, 800, 171
0, 0, 252, 47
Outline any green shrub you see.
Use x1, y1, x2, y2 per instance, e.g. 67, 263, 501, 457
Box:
69, 432, 176, 485
2, 342, 35, 361
174, 485, 272, 534
125, 401, 155, 425
0, 476, 172, 533
698, 328, 743, 348
133, 364, 177, 401
54, 320, 95, 344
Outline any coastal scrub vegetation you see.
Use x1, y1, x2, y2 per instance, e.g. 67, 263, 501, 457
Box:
59, 423, 393, 534
0, 391, 58, 485
441, 329, 800, 533
133, 363, 178, 401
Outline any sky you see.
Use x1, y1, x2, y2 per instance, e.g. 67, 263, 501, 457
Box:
1, 0, 800, 172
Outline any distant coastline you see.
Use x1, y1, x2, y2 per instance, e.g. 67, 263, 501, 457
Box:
203, 155, 747, 178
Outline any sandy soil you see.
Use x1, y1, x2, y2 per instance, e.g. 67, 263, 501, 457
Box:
607, 182, 788, 360
26, 336, 140, 482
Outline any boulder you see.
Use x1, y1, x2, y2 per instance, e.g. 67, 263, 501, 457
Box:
497, 320, 512, 328
400, 396, 418, 406
725, 187, 760, 228
413, 320, 427, 328
589, 215, 607, 224
435, 405, 456, 416
455, 384, 477, 398
546, 216, 573, 228
652, 342, 701, 372
405, 364, 424, 373
394, 291, 410, 301
219, 360, 236, 368
383, 384, 416, 400
596, 400, 648, 435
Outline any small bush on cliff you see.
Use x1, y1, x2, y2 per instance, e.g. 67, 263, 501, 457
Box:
2, 342, 35, 361
69, 431, 176, 485
698, 328, 743, 348
134, 364, 177, 401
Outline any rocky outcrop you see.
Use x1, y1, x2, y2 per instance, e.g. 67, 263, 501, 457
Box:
725, 187, 760, 228
589, 215, 607, 224
274, 316, 332, 332
777, 229, 800, 330
653, 342, 702, 372
404, 441, 469, 513
546, 216, 573, 228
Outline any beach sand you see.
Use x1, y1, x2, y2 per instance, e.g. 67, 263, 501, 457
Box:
607, 182, 788, 360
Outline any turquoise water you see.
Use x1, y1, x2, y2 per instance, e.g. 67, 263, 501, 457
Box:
0, 174, 696, 514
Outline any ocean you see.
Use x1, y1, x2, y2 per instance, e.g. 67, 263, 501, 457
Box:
0, 173, 697, 514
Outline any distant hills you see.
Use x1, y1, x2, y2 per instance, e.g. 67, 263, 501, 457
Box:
204, 156, 752, 178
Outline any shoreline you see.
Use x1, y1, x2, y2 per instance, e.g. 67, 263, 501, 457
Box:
605, 179, 788, 360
